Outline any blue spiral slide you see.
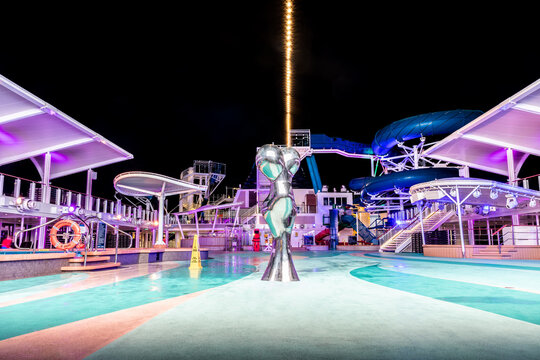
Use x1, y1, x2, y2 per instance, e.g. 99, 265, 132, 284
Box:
349, 109, 482, 200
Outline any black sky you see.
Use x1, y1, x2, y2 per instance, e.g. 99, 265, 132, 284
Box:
1, 2, 539, 199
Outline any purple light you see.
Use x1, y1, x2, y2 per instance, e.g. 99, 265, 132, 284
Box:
0, 127, 17, 145
50, 152, 68, 163
487, 148, 507, 163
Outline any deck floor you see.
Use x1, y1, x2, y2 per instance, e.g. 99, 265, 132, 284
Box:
1, 251, 540, 359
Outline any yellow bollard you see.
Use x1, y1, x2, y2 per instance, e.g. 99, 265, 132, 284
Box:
189, 235, 203, 270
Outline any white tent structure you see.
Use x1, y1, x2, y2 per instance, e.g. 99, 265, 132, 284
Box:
0, 74, 133, 180
423, 78, 540, 182
0, 73, 134, 247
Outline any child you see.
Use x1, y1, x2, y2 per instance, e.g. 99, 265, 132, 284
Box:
1, 236, 13, 249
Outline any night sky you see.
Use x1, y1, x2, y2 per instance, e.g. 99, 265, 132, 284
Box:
1, 2, 539, 200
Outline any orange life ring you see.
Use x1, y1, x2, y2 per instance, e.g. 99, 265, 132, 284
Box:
50, 220, 82, 250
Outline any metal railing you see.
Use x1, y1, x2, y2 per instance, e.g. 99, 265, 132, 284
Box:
0, 171, 168, 225
491, 224, 540, 247
515, 173, 540, 190
379, 203, 455, 250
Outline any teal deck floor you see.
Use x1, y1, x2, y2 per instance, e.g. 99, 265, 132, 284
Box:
88, 252, 540, 360
3, 251, 540, 359
0, 256, 255, 340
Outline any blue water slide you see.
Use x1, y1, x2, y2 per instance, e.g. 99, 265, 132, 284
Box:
305, 156, 323, 194
311, 134, 373, 155
371, 109, 482, 156
340, 214, 378, 244
349, 167, 460, 201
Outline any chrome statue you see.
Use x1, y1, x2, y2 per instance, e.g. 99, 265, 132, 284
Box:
256, 144, 300, 281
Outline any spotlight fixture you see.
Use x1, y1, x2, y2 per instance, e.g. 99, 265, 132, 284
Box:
16, 197, 36, 211
489, 190, 499, 200
450, 189, 457, 197
473, 190, 481, 198
481, 205, 490, 216
529, 198, 537, 208
505, 194, 518, 209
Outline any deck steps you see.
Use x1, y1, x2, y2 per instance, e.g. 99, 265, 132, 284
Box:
61, 254, 121, 271
61, 262, 121, 271
471, 246, 517, 259
68, 256, 111, 263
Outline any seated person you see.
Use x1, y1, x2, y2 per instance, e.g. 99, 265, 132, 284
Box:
1, 236, 13, 249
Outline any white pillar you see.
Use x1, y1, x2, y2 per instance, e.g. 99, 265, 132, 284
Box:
455, 187, 466, 257
85, 169, 96, 210
37, 152, 52, 249
135, 226, 140, 248
154, 182, 167, 247
486, 219, 492, 245
506, 148, 520, 225
418, 203, 426, 246
467, 219, 475, 245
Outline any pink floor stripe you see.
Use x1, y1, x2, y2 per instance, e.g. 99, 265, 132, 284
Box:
0, 289, 208, 360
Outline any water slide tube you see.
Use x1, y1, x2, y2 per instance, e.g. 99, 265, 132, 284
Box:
314, 214, 378, 245
350, 109, 481, 202
349, 167, 460, 200
340, 214, 378, 244
371, 109, 483, 156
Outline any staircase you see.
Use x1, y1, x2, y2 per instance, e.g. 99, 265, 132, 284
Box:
471, 246, 518, 259
380, 209, 455, 253
61, 254, 121, 271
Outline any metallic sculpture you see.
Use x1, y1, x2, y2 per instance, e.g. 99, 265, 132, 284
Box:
256, 144, 300, 281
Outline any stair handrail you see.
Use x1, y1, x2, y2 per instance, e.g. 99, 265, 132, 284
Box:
491, 224, 540, 249
13, 215, 65, 251
379, 210, 427, 247
393, 209, 446, 253
379, 205, 444, 249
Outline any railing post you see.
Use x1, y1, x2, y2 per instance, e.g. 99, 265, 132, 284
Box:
14, 178, 21, 198
512, 224, 515, 246
0, 174, 4, 195
55, 188, 61, 205
536, 214, 540, 246
29, 182, 36, 201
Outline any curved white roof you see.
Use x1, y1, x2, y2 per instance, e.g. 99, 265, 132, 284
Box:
423, 79, 540, 176
0, 74, 133, 179
114, 171, 207, 197
409, 177, 540, 208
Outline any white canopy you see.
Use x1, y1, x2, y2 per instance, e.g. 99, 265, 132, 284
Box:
114, 172, 207, 197
423, 79, 540, 177
0, 74, 133, 179
175, 201, 244, 216
114, 171, 207, 247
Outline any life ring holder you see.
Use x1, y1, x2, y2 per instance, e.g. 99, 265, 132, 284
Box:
50, 219, 82, 251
